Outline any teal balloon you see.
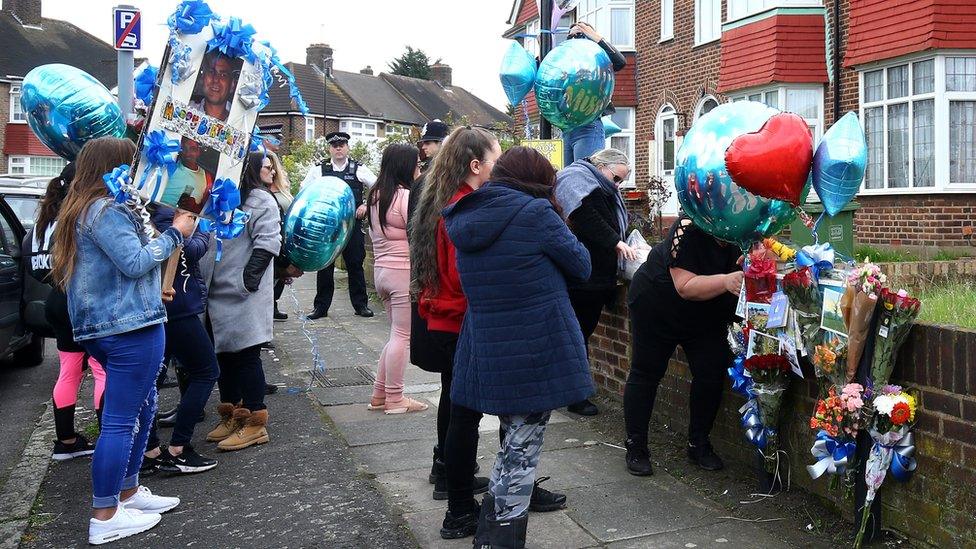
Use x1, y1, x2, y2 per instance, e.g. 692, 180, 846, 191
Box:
20, 64, 126, 161
534, 39, 614, 131
675, 101, 807, 248
500, 41, 537, 106
813, 112, 867, 216
283, 176, 356, 272
602, 115, 621, 137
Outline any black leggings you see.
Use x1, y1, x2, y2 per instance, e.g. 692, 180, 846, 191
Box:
568, 287, 614, 353
623, 297, 731, 446
216, 345, 266, 412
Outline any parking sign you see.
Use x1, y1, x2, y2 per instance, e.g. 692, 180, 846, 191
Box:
113, 7, 141, 51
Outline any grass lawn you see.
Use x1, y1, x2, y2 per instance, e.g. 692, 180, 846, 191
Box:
855, 245, 975, 263
917, 282, 976, 329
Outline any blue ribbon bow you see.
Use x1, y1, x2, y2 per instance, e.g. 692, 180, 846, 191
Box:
134, 64, 158, 107
740, 400, 774, 449
167, 0, 216, 35
883, 432, 917, 482
208, 17, 257, 63
138, 131, 182, 203
727, 355, 753, 397
168, 39, 195, 85
807, 430, 857, 479
797, 243, 835, 281
198, 178, 249, 261
103, 165, 133, 203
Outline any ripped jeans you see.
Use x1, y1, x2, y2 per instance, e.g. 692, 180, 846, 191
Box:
83, 324, 165, 509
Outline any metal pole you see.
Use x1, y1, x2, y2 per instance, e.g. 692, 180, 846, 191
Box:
539, 0, 553, 139
115, 4, 135, 119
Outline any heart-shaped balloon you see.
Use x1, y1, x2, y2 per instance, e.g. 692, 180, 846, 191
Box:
813, 112, 867, 216
725, 112, 812, 205
499, 41, 538, 107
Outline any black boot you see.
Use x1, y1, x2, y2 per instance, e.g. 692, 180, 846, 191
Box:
625, 437, 653, 476
433, 469, 489, 501
473, 493, 495, 548
528, 476, 566, 512
687, 440, 725, 471
566, 398, 599, 416
486, 513, 528, 549
439, 502, 480, 540
428, 446, 442, 484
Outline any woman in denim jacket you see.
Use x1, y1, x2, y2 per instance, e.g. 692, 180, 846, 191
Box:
51, 137, 195, 545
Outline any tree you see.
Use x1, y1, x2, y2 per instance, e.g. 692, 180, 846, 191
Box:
388, 46, 438, 80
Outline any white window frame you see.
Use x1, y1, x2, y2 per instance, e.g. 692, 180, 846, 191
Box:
693, 95, 721, 122
7, 155, 68, 176
576, 0, 635, 51
339, 118, 380, 143
524, 18, 541, 59
729, 84, 824, 143
655, 104, 678, 178
857, 52, 976, 194
660, 0, 674, 42
695, 0, 722, 46
605, 107, 636, 187
304, 116, 316, 142
726, 0, 823, 23
9, 83, 26, 123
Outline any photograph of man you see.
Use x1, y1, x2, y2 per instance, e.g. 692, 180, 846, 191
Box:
190, 50, 241, 122
161, 137, 216, 213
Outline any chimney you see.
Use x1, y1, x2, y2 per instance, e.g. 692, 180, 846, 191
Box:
360, 66, 373, 75
306, 43, 334, 75
5, 0, 42, 25
431, 62, 452, 87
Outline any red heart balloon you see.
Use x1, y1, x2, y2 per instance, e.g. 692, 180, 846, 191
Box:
725, 112, 813, 206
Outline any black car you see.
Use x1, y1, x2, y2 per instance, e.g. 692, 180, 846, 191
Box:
0, 185, 48, 366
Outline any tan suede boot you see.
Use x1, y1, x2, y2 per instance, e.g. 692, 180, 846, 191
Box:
217, 409, 269, 451
206, 403, 240, 442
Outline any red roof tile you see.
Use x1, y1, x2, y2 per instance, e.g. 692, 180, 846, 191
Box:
719, 14, 829, 93
845, 0, 976, 67
3, 124, 56, 156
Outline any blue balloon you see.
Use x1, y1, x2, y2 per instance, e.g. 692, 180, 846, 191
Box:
813, 112, 867, 216
535, 39, 615, 131
20, 64, 127, 161
499, 41, 537, 106
675, 101, 808, 248
602, 115, 621, 137
283, 176, 356, 272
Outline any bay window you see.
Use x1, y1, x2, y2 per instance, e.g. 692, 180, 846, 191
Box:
576, 0, 635, 50
729, 85, 823, 141
727, 0, 823, 22
340, 119, 379, 143
8, 155, 68, 176
860, 54, 976, 192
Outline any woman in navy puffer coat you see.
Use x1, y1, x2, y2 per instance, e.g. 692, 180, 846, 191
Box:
443, 146, 592, 547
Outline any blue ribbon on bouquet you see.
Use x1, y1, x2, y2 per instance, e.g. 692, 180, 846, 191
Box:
103, 165, 133, 203
167, 0, 216, 35
740, 400, 773, 450
208, 17, 257, 63
727, 355, 753, 397
881, 431, 917, 482
134, 64, 158, 107
797, 243, 835, 281
807, 430, 857, 479
198, 178, 249, 261
138, 131, 181, 203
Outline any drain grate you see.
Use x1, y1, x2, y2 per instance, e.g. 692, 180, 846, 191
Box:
315, 366, 375, 387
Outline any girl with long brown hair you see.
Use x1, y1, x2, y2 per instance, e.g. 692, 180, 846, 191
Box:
51, 136, 194, 545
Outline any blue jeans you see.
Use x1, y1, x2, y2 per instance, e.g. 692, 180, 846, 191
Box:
84, 324, 165, 509
562, 119, 606, 165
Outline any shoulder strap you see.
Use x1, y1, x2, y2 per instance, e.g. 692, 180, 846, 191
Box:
321, 161, 327, 176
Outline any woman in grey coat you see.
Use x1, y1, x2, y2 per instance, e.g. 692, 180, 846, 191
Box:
204, 152, 281, 452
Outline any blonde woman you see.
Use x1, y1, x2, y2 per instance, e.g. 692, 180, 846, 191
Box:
263, 151, 301, 321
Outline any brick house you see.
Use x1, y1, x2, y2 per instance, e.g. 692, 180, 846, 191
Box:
638, 0, 976, 248
259, 44, 510, 153
0, 0, 117, 176
504, 0, 640, 185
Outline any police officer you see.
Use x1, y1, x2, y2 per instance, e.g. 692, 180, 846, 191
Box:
417, 119, 449, 174
302, 131, 377, 319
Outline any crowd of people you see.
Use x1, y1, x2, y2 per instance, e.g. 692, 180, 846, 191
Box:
24, 22, 744, 549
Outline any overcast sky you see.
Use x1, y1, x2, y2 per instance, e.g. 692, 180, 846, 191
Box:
43, 0, 516, 110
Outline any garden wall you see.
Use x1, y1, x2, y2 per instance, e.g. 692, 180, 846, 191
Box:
589, 282, 976, 547
877, 259, 976, 291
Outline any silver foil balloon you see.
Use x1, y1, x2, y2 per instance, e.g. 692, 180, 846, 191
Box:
813, 111, 867, 216
675, 101, 808, 248
20, 64, 127, 161
283, 176, 356, 272
534, 39, 614, 131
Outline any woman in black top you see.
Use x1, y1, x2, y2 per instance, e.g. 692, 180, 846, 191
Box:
624, 217, 743, 476
555, 148, 637, 416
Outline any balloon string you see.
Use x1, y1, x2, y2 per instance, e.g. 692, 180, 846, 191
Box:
522, 99, 531, 140
810, 211, 827, 245
287, 285, 325, 392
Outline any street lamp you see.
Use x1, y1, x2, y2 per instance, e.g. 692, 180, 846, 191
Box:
322, 55, 333, 141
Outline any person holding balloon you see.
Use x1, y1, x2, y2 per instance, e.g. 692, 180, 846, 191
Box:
264, 151, 300, 322
204, 152, 281, 452
623, 217, 743, 476
50, 137, 192, 545
561, 21, 627, 164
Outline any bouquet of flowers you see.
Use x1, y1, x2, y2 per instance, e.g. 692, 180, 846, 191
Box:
807, 383, 868, 479
744, 248, 777, 304
743, 354, 792, 472
870, 289, 921, 387
783, 267, 822, 355
811, 336, 850, 389
855, 386, 918, 548
843, 263, 884, 380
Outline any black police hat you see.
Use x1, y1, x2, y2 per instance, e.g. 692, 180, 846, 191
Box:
326, 131, 351, 145
419, 120, 449, 143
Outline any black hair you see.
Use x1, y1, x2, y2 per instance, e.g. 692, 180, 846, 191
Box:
368, 143, 418, 235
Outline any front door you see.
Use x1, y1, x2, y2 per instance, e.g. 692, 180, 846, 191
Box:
656, 108, 679, 215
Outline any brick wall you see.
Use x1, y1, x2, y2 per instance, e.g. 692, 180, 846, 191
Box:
590, 282, 976, 547
0, 82, 10, 171
855, 195, 976, 248
265, 115, 338, 156
877, 259, 976, 290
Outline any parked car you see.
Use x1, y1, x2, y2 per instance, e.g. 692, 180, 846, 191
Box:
0, 174, 49, 190
0, 185, 48, 366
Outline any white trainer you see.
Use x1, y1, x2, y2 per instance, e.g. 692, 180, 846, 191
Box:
88, 505, 161, 545
120, 485, 180, 514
